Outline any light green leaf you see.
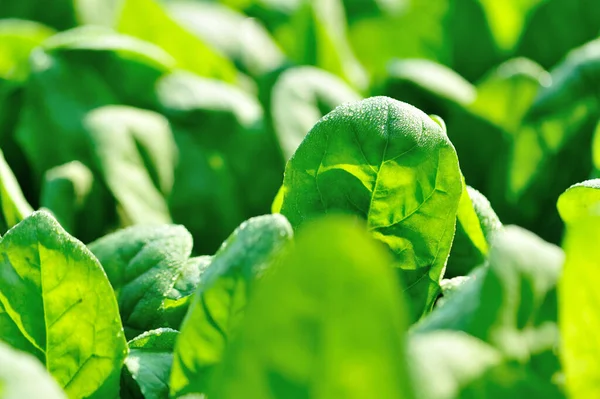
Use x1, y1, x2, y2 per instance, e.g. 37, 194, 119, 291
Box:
40, 161, 94, 234
0, 340, 67, 399
117, 0, 238, 82
122, 328, 179, 399
415, 226, 563, 364
470, 58, 550, 133
0, 148, 33, 231
468, 186, 502, 240
445, 180, 489, 278
560, 214, 600, 398
170, 214, 293, 398
89, 224, 196, 338
557, 179, 600, 224
279, 96, 463, 319
84, 105, 176, 226
0, 19, 55, 82
271, 66, 361, 159
0, 210, 127, 399
210, 216, 414, 399
166, 1, 285, 77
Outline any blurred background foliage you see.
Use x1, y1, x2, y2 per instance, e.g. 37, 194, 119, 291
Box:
1, 0, 600, 253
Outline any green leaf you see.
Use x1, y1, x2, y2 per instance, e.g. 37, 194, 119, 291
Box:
89, 224, 196, 338
279, 96, 463, 319
516, 0, 600, 70
0, 210, 127, 399
468, 186, 502, 240
415, 226, 563, 374
275, 0, 368, 90
210, 216, 414, 399
122, 328, 179, 399
445, 181, 489, 278
271, 66, 361, 159
470, 58, 550, 134
0, 148, 33, 231
0, 341, 67, 399
40, 161, 94, 234
170, 214, 293, 398
84, 105, 176, 226
560, 214, 600, 398
0, 19, 55, 82
117, 0, 238, 82
166, 1, 285, 77
157, 71, 283, 253
409, 331, 562, 398
557, 179, 600, 224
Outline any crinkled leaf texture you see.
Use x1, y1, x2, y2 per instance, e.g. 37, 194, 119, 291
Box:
170, 214, 293, 398
0, 340, 67, 399
0, 210, 127, 399
279, 96, 463, 319
122, 328, 179, 399
210, 216, 414, 399
89, 224, 200, 339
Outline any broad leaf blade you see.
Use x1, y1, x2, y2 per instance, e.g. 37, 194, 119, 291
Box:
279, 96, 463, 319
122, 328, 179, 399
170, 214, 293, 397
0, 210, 127, 399
210, 216, 414, 399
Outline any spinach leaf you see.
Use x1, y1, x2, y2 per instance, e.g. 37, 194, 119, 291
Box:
0, 148, 33, 231
166, 1, 285, 77
158, 71, 283, 253
122, 328, 179, 399
414, 226, 564, 393
170, 214, 293, 398
84, 105, 176, 226
559, 212, 600, 398
0, 211, 127, 399
89, 224, 196, 339
557, 179, 600, 224
210, 216, 414, 399
271, 66, 361, 159
40, 161, 94, 234
117, 0, 238, 82
279, 96, 463, 319
0, 341, 67, 399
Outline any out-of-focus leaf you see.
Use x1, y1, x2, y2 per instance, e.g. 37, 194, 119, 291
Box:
0, 211, 127, 399
40, 161, 94, 234
271, 66, 361, 158
516, 0, 600, 70
468, 186, 502, 240
170, 214, 293, 398
275, 0, 368, 90
157, 71, 283, 253
122, 328, 179, 399
166, 1, 285, 77
117, 0, 238, 82
409, 331, 562, 399
0, 148, 33, 231
210, 216, 414, 399
470, 58, 550, 133
279, 96, 462, 320
89, 224, 198, 339
84, 105, 176, 226
414, 226, 564, 393
560, 213, 600, 398
557, 179, 600, 224
0, 341, 67, 399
